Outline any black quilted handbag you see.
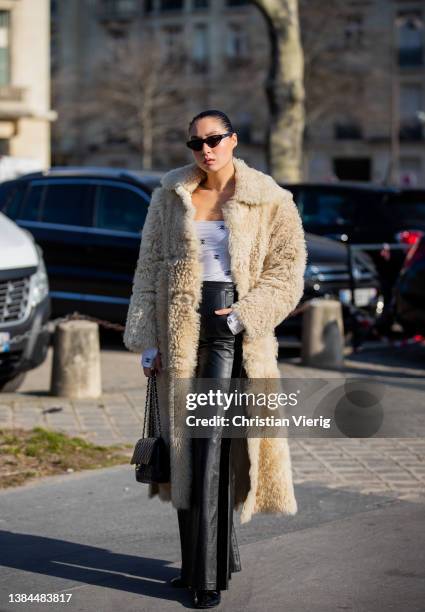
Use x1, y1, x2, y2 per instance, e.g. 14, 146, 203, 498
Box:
130, 373, 170, 484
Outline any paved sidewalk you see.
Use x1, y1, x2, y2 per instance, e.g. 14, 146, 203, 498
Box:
1, 343, 424, 506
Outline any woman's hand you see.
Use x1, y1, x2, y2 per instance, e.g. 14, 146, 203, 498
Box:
214, 308, 233, 315
216, 308, 245, 335
143, 351, 162, 378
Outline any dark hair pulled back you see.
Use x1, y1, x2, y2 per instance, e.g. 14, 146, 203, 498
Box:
188, 109, 234, 135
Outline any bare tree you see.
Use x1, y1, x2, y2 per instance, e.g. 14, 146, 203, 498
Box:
300, 0, 368, 129
251, 0, 305, 182
54, 31, 188, 169
52, 0, 368, 176
247, 0, 372, 179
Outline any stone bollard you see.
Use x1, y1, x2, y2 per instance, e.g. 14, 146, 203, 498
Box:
301, 299, 344, 369
50, 320, 102, 398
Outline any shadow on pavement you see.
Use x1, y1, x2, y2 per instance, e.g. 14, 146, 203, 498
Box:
0, 530, 194, 608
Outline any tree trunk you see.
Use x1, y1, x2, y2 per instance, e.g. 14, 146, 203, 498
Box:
252, 0, 305, 182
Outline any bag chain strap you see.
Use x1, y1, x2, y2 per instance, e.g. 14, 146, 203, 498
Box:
142, 374, 162, 438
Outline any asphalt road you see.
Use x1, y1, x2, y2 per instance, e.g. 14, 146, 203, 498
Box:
0, 465, 424, 612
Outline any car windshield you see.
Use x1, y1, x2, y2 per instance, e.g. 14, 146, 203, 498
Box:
293, 189, 356, 227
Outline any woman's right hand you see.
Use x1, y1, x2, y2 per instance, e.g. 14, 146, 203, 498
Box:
143, 351, 162, 378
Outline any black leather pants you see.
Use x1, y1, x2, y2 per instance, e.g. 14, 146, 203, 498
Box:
177, 280, 244, 591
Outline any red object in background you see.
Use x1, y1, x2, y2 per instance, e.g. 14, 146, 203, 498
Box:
403, 235, 425, 269
395, 229, 424, 246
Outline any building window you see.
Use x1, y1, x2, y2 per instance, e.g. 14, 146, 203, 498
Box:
162, 25, 185, 63
399, 83, 424, 141
0, 11, 10, 87
192, 24, 209, 72
160, 0, 184, 10
397, 10, 424, 67
334, 122, 363, 140
226, 0, 249, 6
193, 0, 209, 8
343, 14, 364, 49
333, 157, 371, 181
225, 23, 249, 67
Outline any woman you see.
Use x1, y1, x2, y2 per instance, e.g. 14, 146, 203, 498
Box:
124, 109, 307, 608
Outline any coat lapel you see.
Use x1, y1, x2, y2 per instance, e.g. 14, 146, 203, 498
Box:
163, 156, 283, 380
162, 156, 274, 314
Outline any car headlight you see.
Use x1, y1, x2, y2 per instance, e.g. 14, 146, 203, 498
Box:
30, 252, 49, 307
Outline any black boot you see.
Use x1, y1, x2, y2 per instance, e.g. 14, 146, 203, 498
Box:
193, 589, 221, 608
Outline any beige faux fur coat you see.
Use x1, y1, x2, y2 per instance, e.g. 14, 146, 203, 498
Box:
123, 156, 307, 523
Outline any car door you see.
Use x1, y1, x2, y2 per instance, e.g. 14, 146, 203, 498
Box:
16, 178, 96, 311
89, 179, 150, 319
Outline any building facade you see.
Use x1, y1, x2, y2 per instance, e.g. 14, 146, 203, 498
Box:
303, 0, 425, 186
51, 0, 270, 171
0, 0, 54, 170
51, 0, 425, 186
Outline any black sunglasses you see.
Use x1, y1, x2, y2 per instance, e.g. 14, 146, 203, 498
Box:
186, 132, 233, 151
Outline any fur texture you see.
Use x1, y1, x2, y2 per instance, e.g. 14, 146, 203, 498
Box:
123, 156, 307, 523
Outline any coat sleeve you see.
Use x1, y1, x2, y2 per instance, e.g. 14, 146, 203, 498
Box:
230, 190, 307, 340
123, 187, 164, 353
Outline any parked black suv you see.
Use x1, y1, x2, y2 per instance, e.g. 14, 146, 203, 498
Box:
281, 182, 425, 310
282, 182, 425, 243
0, 168, 381, 342
0, 167, 162, 323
